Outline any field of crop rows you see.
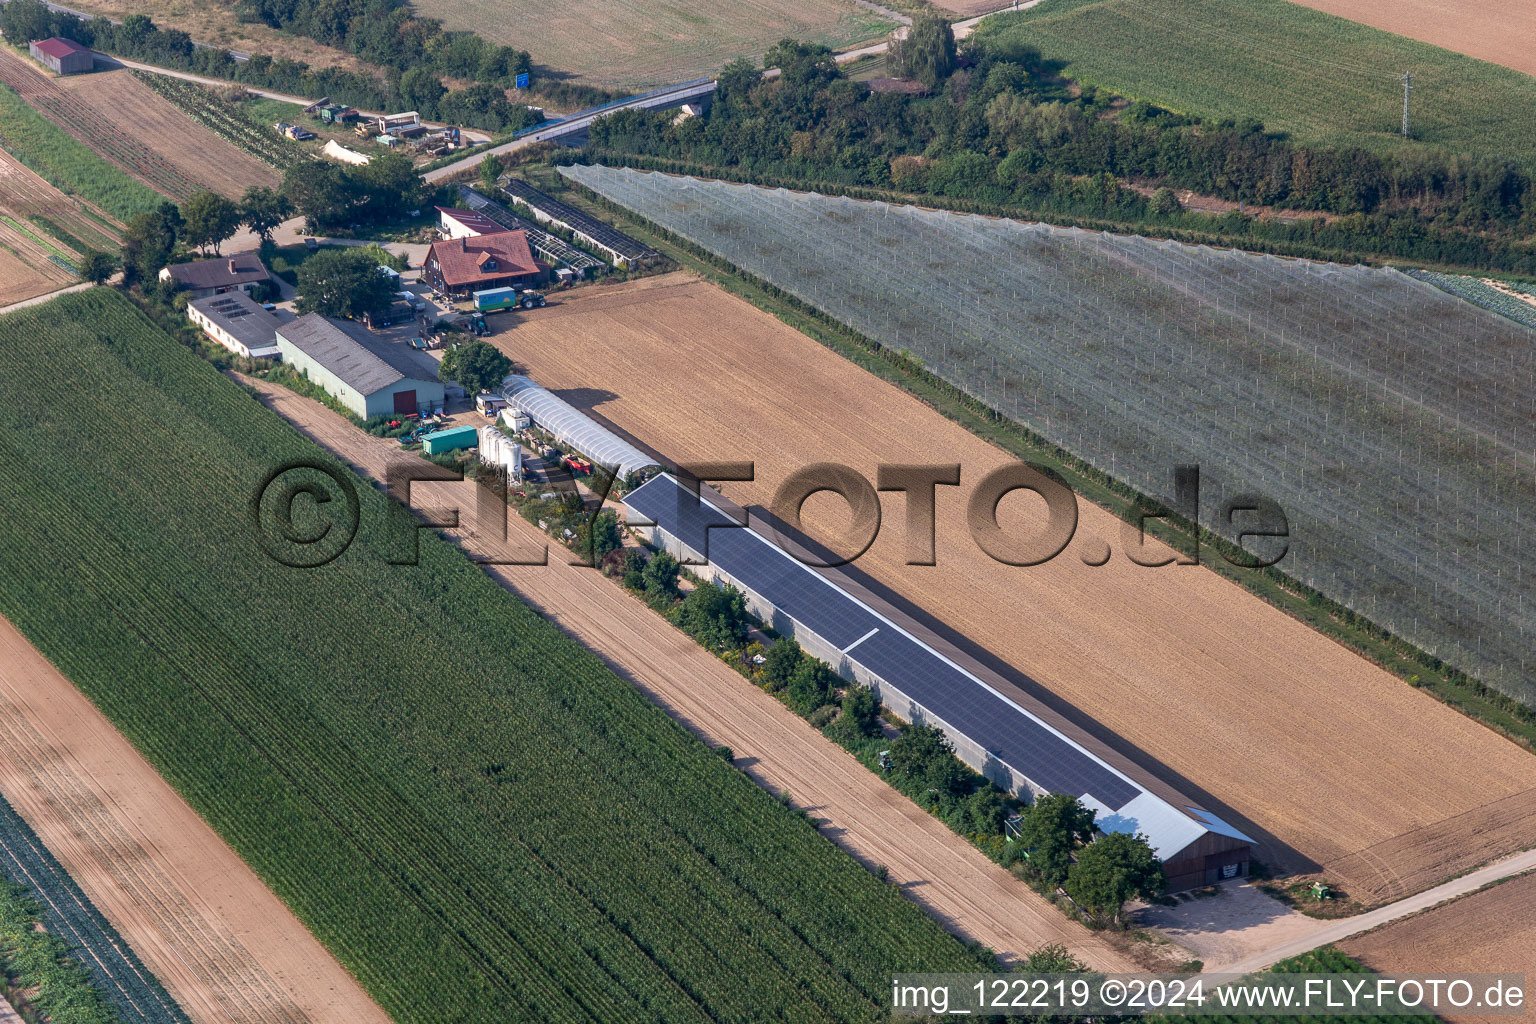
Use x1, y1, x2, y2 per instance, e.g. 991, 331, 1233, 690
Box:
1409, 270, 1536, 333
0, 794, 191, 1024
0, 49, 201, 200
564, 167, 1536, 702
0, 289, 989, 1024
132, 72, 304, 170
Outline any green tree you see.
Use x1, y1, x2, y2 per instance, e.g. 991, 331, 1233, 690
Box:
119, 201, 181, 286
240, 185, 293, 243
829, 682, 881, 741
79, 250, 118, 285
282, 161, 353, 232
398, 66, 446, 120
1065, 830, 1164, 927
1149, 186, 1182, 216
889, 723, 968, 802
583, 508, 623, 565
889, 16, 956, 90
951, 787, 1009, 837
761, 638, 803, 693
640, 550, 680, 599
1016, 793, 1098, 888
294, 247, 394, 320
672, 582, 750, 652
181, 190, 243, 255
1020, 943, 1088, 972
785, 658, 837, 716
478, 152, 503, 191
439, 340, 512, 395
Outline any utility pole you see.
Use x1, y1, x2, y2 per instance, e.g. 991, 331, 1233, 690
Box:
1400, 71, 1413, 139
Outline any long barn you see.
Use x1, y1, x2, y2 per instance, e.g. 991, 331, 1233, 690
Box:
623, 472, 1254, 891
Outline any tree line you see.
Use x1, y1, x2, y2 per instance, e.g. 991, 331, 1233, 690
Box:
0, 0, 542, 132
583, 28, 1536, 273
614, 544, 1164, 928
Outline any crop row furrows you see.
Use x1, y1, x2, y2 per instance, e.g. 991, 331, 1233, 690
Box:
0, 796, 191, 1024
0, 303, 946, 1024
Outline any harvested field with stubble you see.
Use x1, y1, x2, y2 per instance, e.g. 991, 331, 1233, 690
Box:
0, 616, 394, 1024
412, 0, 894, 90
1342, 872, 1536, 1024
55, 70, 279, 197
1289, 0, 1536, 77
499, 273, 1536, 905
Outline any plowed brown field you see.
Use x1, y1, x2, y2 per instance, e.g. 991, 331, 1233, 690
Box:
0, 147, 116, 305
1342, 872, 1536, 1024
56, 70, 278, 197
0, 617, 394, 1024
237, 372, 1148, 971
1288, 0, 1536, 77
494, 273, 1536, 904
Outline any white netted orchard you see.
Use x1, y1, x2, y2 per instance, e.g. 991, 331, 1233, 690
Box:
563, 164, 1536, 703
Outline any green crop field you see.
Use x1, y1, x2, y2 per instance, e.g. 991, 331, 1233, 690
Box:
412, 0, 894, 91
0, 82, 163, 221
970, 0, 1536, 159
0, 289, 992, 1024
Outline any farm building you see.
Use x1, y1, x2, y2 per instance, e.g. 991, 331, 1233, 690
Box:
375, 111, 421, 134
421, 230, 544, 297
187, 291, 286, 358
500, 375, 657, 478
623, 473, 1256, 891
437, 206, 504, 240
275, 314, 444, 418
500, 179, 660, 269
28, 38, 93, 75
159, 253, 271, 299
456, 187, 606, 276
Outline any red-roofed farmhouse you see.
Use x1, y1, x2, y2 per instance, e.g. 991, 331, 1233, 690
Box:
421, 229, 545, 297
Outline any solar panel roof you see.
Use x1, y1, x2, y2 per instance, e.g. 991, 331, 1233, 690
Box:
624, 473, 1250, 857
502, 179, 659, 261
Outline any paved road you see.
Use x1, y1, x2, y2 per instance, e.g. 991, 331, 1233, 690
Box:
1221, 847, 1536, 974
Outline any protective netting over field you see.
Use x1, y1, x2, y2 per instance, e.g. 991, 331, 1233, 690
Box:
563, 166, 1536, 701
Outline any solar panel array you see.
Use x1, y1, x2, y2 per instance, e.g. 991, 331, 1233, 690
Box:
502, 179, 660, 262
457, 186, 606, 274
625, 474, 1143, 812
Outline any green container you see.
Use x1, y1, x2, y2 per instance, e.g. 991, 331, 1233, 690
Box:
421, 424, 479, 455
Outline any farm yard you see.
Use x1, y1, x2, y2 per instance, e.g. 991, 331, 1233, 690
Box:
491, 269, 1536, 906
0, 614, 394, 1024
1341, 872, 1536, 1023
411, 0, 896, 90
564, 167, 1536, 707
968, 0, 1536, 158
1288, 0, 1536, 77
0, 287, 995, 1024
54, 69, 281, 195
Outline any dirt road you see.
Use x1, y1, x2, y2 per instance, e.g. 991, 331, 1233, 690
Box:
237, 373, 1145, 972
0, 618, 394, 1024
493, 273, 1536, 905
1228, 848, 1536, 974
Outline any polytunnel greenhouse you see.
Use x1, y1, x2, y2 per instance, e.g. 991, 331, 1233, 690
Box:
501, 375, 659, 478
